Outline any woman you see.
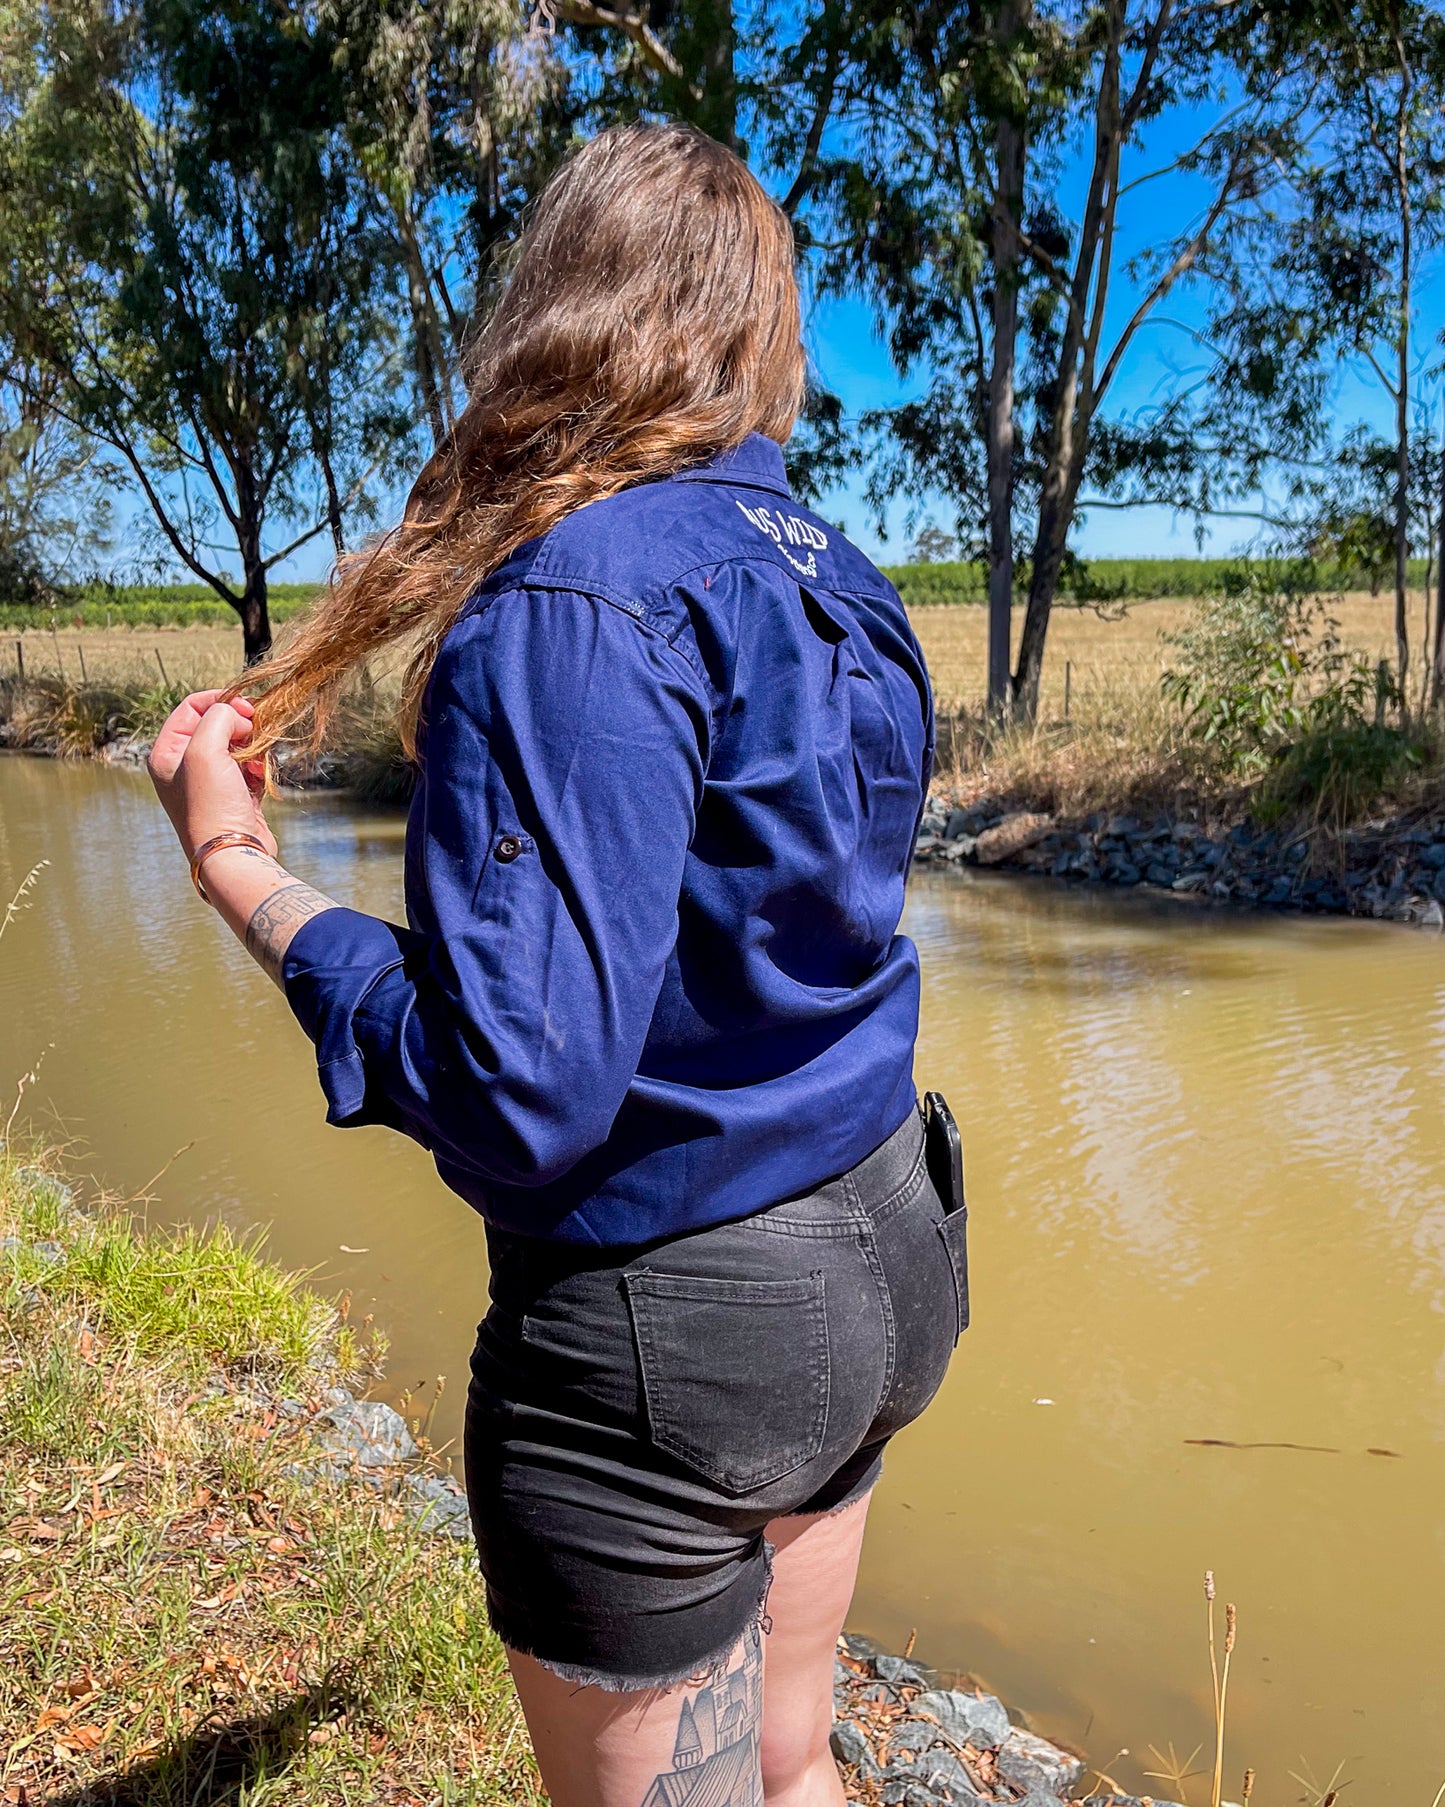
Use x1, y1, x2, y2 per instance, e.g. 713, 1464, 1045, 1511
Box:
147, 121, 967, 1807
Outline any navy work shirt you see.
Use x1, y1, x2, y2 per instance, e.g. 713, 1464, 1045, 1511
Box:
282, 434, 934, 1245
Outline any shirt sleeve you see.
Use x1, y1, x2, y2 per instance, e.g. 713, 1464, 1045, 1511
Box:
279, 586, 711, 1189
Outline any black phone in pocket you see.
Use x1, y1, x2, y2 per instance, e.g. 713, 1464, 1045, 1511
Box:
922, 1090, 965, 1217
923, 1090, 969, 1334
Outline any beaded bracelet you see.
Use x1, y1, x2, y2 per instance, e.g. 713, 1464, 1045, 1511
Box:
189, 831, 273, 905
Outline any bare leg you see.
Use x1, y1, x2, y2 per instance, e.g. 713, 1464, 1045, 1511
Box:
507, 1622, 766, 1807
759, 1491, 872, 1806
503, 1491, 871, 1807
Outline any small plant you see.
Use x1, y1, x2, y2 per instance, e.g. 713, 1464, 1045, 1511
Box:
121, 677, 190, 738
1161, 568, 1377, 774
1161, 568, 1422, 824
1257, 720, 1424, 829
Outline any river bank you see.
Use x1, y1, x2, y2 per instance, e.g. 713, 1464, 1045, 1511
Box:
8, 672, 1445, 931
916, 793, 1445, 926
0, 1153, 540, 1805
1, 1150, 1178, 1807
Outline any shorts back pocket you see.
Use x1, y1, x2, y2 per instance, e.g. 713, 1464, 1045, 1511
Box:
937, 1208, 970, 1338
623, 1269, 830, 1496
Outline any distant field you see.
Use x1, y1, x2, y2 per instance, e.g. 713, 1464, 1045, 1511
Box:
878, 556, 1430, 609
0, 580, 1421, 723
909, 589, 1416, 717
0, 582, 319, 631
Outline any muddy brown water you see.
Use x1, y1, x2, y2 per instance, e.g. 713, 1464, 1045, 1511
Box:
2, 755, 1442, 1803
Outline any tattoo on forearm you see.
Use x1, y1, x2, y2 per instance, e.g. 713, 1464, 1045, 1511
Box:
244, 883, 339, 986
637, 1622, 763, 1806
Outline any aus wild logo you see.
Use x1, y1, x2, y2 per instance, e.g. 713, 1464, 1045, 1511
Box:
734, 500, 828, 576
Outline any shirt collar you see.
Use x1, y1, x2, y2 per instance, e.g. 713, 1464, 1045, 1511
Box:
674, 432, 792, 498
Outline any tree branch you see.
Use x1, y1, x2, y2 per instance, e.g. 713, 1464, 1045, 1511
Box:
548, 0, 692, 87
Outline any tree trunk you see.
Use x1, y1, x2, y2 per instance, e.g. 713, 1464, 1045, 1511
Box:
985, 45, 1025, 722
319, 439, 346, 559
1432, 412, 1445, 709
1393, 76, 1412, 707
1014, 461, 1084, 718
700, 0, 737, 149
1394, 311, 1410, 706
1011, 0, 1121, 723
396, 202, 452, 451
238, 534, 271, 665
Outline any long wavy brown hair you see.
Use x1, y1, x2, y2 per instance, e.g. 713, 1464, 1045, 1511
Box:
237, 120, 805, 765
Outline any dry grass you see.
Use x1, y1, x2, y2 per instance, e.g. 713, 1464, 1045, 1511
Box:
909, 590, 1413, 719
0, 1154, 542, 1807
2, 626, 245, 695
3, 590, 1434, 824
915, 590, 1437, 822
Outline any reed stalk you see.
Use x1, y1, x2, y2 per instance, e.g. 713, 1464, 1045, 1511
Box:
1211, 1597, 1237, 1807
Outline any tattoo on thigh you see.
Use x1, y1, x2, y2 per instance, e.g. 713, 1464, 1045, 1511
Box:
244, 882, 338, 986
638, 1622, 764, 1807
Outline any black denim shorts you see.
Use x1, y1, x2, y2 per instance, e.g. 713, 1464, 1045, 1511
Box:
463, 1105, 968, 1690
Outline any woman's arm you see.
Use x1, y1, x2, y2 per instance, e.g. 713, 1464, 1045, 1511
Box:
146, 690, 340, 984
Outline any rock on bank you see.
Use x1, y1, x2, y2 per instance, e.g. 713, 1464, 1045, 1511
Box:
915, 797, 1445, 927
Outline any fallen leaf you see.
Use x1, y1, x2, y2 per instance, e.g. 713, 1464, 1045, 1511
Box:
26, 1522, 63, 1541
94, 1462, 125, 1486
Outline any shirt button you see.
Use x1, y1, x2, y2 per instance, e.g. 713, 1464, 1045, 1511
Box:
494, 835, 523, 864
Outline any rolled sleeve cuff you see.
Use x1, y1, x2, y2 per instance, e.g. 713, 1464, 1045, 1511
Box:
281, 907, 417, 1128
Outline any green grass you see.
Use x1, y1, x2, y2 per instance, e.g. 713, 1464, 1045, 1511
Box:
881, 555, 1433, 608
0, 1153, 541, 1805
0, 582, 320, 631
2, 559, 1435, 626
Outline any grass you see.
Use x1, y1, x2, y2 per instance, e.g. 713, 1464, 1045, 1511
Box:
0, 1151, 543, 1807
914, 589, 1445, 830
3, 563, 1430, 624
4, 583, 1442, 830
0, 584, 320, 632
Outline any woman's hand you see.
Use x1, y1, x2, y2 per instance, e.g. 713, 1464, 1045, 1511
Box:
147, 690, 277, 861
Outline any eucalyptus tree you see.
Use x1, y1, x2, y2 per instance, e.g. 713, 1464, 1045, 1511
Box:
0, 354, 116, 602
1245, 1, 1445, 706
791, 0, 1302, 721
324, 0, 570, 451
0, 0, 408, 660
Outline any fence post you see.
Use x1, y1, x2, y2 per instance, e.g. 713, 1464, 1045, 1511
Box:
1064, 660, 1072, 721
77, 642, 88, 684
15, 639, 24, 681
155, 647, 170, 686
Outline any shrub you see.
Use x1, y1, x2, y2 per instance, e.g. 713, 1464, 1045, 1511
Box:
1257, 722, 1424, 828
1161, 569, 1380, 773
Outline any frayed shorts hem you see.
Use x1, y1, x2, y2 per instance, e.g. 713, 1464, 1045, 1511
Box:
490, 1543, 775, 1695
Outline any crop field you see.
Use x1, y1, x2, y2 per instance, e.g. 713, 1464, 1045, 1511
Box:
0, 585, 1421, 728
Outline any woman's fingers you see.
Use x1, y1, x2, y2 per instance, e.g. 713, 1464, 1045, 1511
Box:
148, 689, 252, 781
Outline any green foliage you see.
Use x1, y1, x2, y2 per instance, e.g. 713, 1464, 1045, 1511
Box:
1160, 567, 1424, 822
1161, 569, 1382, 773
1257, 723, 1423, 826
881, 556, 1429, 609
2, 1155, 341, 1390
0, 0, 413, 655
0, 582, 318, 629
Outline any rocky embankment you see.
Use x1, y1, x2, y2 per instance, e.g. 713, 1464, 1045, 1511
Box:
832, 1639, 1173, 1807
916, 796, 1445, 927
